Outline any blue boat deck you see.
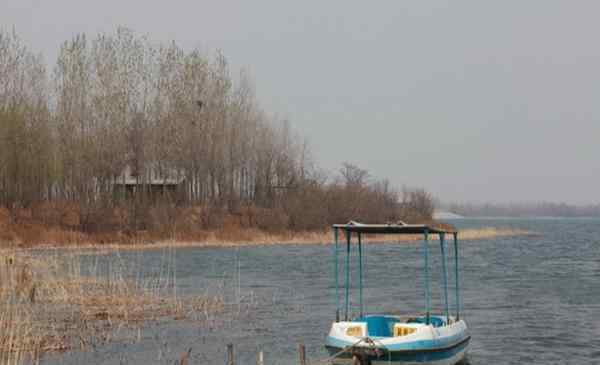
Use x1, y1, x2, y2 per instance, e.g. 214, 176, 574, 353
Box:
352, 315, 447, 337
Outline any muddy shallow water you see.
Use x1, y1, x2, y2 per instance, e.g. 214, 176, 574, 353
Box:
44, 219, 600, 364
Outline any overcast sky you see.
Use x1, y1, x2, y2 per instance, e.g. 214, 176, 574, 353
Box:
2, 0, 599, 205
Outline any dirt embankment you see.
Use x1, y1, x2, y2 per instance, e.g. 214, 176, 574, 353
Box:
0, 203, 280, 247
0, 204, 534, 252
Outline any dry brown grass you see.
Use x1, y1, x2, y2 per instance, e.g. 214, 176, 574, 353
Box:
32, 226, 534, 254
0, 299, 37, 365
0, 249, 224, 364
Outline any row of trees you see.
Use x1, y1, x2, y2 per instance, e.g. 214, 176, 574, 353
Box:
0, 29, 50, 205
0, 28, 434, 235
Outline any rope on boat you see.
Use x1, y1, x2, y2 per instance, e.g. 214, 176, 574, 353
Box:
308, 336, 390, 365
367, 337, 392, 365
307, 337, 365, 365
310, 337, 366, 365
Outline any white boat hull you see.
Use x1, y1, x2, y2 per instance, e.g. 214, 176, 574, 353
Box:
327, 345, 468, 365
325, 316, 469, 365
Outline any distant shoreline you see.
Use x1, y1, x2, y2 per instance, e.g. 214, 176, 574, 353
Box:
443, 216, 600, 220
434, 210, 600, 220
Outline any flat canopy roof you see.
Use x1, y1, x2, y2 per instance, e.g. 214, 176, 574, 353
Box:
332, 221, 457, 235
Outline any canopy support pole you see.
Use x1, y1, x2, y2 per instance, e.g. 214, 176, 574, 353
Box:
334, 227, 339, 322
358, 232, 363, 317
423, 229, 431, 325
440, 233, 450, 324
453, 232, 460, 321
344, 230, 351, 321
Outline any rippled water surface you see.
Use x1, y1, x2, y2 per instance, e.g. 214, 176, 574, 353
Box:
49, 219, 600, 364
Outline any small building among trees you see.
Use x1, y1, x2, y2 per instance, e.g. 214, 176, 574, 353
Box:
113, 164, 185, 200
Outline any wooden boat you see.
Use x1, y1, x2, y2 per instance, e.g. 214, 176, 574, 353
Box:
325, 222, 470, 365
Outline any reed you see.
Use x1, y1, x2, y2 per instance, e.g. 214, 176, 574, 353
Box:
0, 249, 224, 364
0, 299, 36, 365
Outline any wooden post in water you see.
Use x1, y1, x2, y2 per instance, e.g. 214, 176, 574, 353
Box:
257, 350, 264, 365
298, 343, 306, 365
227, 343, 234, 365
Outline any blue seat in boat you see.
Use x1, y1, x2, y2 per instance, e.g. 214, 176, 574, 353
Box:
354, 315, 400, 337
407, 315, 445, 328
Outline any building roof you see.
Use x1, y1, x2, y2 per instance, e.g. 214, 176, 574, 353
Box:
332, 221, 457, 235
112, 163, 185, 186
114, 178, 183, 186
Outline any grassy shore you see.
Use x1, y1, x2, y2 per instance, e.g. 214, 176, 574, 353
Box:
1, 205, 534, 252
14, 226, 535, 253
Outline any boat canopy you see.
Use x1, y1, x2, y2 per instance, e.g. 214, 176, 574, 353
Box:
332, 221, 456, 235
331, 221, 461, 325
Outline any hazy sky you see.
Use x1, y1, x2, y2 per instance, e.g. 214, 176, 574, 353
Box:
3, 1, 599, 204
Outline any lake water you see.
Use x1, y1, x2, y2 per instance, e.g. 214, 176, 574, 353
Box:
47, 219, 599, 365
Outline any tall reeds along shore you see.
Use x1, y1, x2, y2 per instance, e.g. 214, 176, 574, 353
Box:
0, 250, 224, 364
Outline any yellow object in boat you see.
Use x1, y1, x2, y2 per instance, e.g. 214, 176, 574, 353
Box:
346, 326, 364, 337
393, 325, 417, 337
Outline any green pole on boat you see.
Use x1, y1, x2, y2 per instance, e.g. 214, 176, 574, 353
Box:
453, 232, 460, 321
334, 227, 339, 322
440, 233, 450, 324
358, 232, 363, 318
423, 228, 430, 325
345, 230, 351, 321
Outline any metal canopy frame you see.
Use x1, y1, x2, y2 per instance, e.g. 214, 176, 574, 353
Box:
332, 222, 456, 235
332, 222, 461, 326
